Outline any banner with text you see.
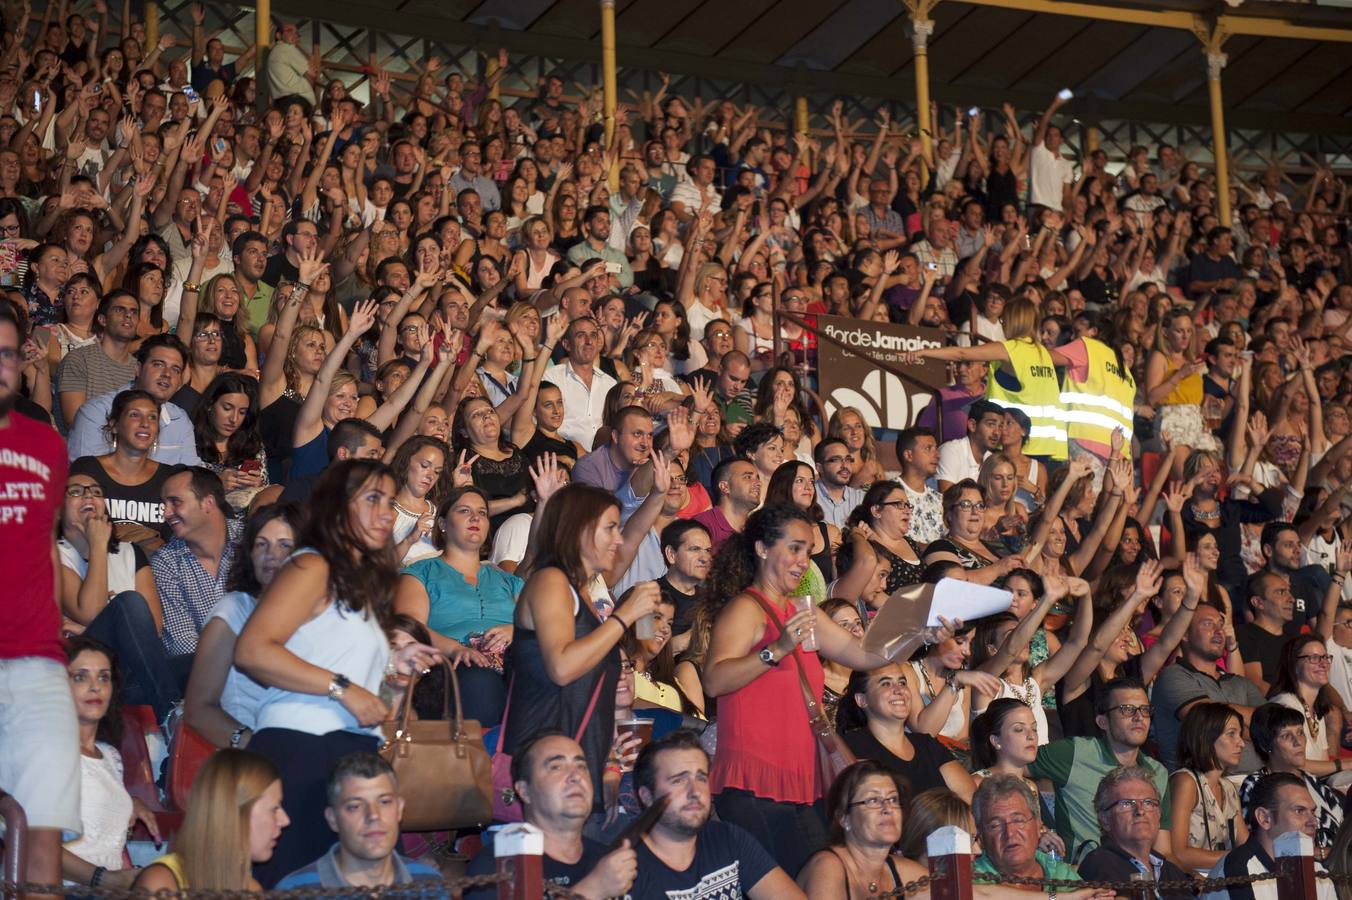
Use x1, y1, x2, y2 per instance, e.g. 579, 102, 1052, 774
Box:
817, 316, 951, 431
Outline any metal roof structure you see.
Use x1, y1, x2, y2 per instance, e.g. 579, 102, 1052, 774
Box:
264, 0, 1352, 135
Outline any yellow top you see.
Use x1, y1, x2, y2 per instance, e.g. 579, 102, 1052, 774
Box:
1161, 354, 1203, 406
148, 853, 187, 888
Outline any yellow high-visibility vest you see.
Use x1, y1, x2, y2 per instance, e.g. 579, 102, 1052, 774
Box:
1060, 337, 1135, 457
985, 338, 1067, 459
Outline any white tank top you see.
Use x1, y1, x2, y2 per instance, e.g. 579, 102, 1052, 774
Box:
252, 548, 390, 736
909, 661, 968, 741
976, 676, 1051, 745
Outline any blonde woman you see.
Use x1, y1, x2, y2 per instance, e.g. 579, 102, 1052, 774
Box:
132, 749, 289, 892
681, 261, 732, 341
902, 298, 1069, 462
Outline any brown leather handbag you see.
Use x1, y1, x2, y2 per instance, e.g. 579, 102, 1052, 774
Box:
379, 660, 493, 831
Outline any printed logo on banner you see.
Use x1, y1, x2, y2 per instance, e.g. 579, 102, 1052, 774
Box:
816, 315, 949, 431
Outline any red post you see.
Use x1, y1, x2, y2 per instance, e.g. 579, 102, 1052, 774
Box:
1275, 832, 1316, 900
494, 823, 544, 900
0, 791, 27, 898
928, 825, 974, 900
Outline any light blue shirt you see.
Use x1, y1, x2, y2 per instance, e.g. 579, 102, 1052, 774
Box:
815, 479, 865, 528
567, 239, 635, 290
66, 383, 203, 466
449, 171, 501, 211
610, 480, 666, 598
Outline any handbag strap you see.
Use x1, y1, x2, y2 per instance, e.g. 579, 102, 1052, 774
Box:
574, 669, 607, 742
744, 587, 824, 722
397, 659, 468, 740
495, 673, 516, 755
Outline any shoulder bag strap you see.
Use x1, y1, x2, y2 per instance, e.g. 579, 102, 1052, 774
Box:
494, 673, 516, 754
744, 587, 822, 719
574, 670, 607, 742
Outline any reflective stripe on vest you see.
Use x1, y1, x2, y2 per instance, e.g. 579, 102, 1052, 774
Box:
1059, 338, 1135, 454
986, 339, 1067, 459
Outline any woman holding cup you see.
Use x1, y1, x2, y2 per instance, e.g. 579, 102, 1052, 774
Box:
695, 504, 915, 876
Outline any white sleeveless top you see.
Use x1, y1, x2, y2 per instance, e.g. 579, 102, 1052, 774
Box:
59, 538, 139, 596
252, 548, 390, 736
976, 676, 1051, 745
64, 744, 133, 871
909, 661, 967, 741
392, 503, 439, 565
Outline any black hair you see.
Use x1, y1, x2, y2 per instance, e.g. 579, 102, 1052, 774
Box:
1096, 676, 1148, 717
1244, 771, 1306, 830
970, 698, 1032, 771
708, 454, 752, 503
633, 729, 707, 804
226, 503, 304, 595
326, 417, 383, 461
64, 635, 124, 745
1177, 702, 1242, 773
660, 518, 711, 560
133, 332, 188, 368
1248, 702, 1305, 764
192, 373, 263, 467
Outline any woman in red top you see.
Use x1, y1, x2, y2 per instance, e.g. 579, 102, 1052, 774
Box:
699, 504, 891, 877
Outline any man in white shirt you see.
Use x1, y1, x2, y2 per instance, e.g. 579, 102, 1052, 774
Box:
541, 317, 617, 449
669, 154, 723, 222
1028, 91, 1075, 213
937, 399, 1003, 491
264, 22, 316, 104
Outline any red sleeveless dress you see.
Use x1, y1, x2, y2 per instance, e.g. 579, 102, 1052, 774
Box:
709, 589, 826, 804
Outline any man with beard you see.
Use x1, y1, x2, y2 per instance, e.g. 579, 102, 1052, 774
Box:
694, 457, 761, 553
1152, 604, 1266, 772
0, 301, 79, 893
629, 730, 802, 899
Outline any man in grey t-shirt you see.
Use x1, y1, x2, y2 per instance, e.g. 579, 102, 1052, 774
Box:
1152, 603, 1265, 772
55, 292, 140, 429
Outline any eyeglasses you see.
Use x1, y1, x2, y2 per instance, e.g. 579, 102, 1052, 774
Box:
65, 484, 106, 499
1109, 704, 1153, 719
949, 500, 987, 512
848, 795, 902, 811
0, 224, 20, 235
879, 500, 913, 510
1101, 798, 1161, 815
619, 660, 635, 672
1297, 654, 1334, 664
982, 814, 1035, 833
670, 475, 688, 486
822, 454, 855, 465
193, 330, 222, 341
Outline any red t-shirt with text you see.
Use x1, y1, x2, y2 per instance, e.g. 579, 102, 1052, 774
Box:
0, 411, 68, 662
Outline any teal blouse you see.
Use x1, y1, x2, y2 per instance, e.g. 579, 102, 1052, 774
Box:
401, 557, 524, 643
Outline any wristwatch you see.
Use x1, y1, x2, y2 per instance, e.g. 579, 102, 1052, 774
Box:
758, 646, 779, 667
230, 726, 249, 748
327, 673, 351, 701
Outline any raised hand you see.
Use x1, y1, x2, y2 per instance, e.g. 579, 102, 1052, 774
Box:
1181, 552, 1207, 599
450, 449, 480, 488
1133, 559, 1162, 599
528, 452, 566, 504
346, 299, 378, 338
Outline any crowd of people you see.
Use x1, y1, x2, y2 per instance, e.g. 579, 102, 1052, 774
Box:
4, 0, 1352, 897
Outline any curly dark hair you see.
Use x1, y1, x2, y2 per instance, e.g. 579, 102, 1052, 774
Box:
751, 366, 818, 438
64, 635, 124, 745
298, 460, 402, 628
690, 504, 814, 630
192, 373, 264, 467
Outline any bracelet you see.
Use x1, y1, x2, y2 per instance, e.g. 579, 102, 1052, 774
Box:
521, 355, 538, 362
610, 612, 630, 632
543, 344, 555, 353
182, 281, 200, 292
297, 281, 311, 289
605, 764, 623, 775
90, 867, 107, 887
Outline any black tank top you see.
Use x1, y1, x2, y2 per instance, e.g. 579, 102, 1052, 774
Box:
503, 577, 619, 814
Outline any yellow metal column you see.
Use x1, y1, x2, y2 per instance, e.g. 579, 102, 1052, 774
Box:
145, 1, 159, 50
1085, 125, 1099, 153
600, 0, 617, 146
255, 0, 271, 112
911, 16, 935, 162
1206, 49, 1231, 226
486, 55, 500, 102
794, 96, 808, 136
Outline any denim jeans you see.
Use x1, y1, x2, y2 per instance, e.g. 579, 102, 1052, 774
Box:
82, 591, 183, 725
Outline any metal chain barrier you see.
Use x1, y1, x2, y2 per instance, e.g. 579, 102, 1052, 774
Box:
867, 869, 1279, 899
0, 872, 508, 899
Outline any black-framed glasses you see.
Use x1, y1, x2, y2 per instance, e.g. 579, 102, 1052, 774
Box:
1297, 654, 1334, 664
1110, 704, 1153, 719
879, 500, 913, 510
949, 500, 987, 512
848, 795, 901, 811
65, 485, 106, 499
0, 223, 20, 235
193, 330, 222, 341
